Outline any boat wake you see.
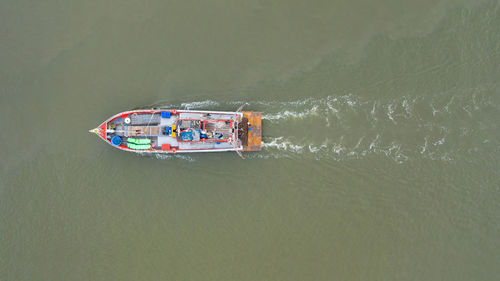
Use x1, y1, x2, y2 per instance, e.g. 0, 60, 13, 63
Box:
153, 153, 196, 162
254, 136, 413, 163
148, 91, 499, 162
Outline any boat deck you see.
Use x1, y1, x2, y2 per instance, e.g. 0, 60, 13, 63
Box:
124, 126, 159, 136
242, 111, 262, 151
94, 109, 261, 154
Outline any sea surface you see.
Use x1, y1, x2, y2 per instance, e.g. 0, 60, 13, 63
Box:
1, 0, 499, 280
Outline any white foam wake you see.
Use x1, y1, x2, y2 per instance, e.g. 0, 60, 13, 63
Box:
147, 92, 498, 162
180, 100, 220, 110
262, 106, 320, 120
262, 137, 305, 152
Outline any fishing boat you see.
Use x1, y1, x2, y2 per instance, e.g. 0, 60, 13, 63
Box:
89, 107, 261, 157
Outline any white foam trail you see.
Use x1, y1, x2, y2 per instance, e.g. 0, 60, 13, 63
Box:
308, 145, 320, 153
327, 99, 339, 113
308, 139, 330, 154
444, 96, 454, 113
402, 99, 408, 113
154, 153, 196, 162
155, 153, 173, 160
370, 102, 377, 120
369, 135, 380, 151
145, 93, 497, 163
259, 135, 468, 163
181, 100, 219, 109
431, 104, 439, 116
387, 104, 396, 123
387, 142, 400, 156
262, 137, 304, 152
421, 136, 428, 154
401, 98, 413, 118
433, 137, 445, 146
174, 154, 196, 162
331, 143, 344, 154
353, 136, 364, 151
262, 105, 319, 120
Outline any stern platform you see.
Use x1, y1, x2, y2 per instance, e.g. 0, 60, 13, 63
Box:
241, 111, 262, 151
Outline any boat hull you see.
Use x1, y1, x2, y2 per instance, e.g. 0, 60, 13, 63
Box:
90, 109, 261, 154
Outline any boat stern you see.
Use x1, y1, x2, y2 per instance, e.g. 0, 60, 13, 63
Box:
241, 111, 262, 151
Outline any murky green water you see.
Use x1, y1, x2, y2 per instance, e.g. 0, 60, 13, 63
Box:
1, 0, 499, 280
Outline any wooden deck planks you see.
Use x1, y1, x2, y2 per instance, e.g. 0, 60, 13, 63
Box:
124, 126, 159, 136
242, 111, 262, 151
